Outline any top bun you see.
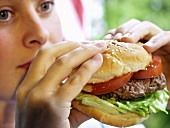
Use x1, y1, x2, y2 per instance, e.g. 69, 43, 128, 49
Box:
88, 40, 152, 84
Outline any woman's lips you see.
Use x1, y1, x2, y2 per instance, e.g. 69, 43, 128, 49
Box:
18, 61, 32, 70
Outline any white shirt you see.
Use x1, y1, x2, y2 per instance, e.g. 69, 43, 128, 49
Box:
79, 118, 146, 128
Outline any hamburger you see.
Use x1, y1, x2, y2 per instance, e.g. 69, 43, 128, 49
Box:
72, 40, 170, 127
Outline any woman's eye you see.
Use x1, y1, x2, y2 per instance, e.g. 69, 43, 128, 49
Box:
40, 2, 53, 12
0, 10, 11, 21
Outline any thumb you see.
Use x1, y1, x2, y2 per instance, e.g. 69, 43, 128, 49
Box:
143, 41, 156, 53
143, 31, 170, 53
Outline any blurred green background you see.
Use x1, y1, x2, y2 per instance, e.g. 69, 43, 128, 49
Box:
104, 0, 170, 31
103, 0, 170, 128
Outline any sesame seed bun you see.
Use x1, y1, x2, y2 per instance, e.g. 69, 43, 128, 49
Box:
87, 40, 152, 84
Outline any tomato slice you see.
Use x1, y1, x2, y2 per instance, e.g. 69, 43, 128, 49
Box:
132, 55, 162, 79
83, 56, 162, 95
85, 73, 133, 95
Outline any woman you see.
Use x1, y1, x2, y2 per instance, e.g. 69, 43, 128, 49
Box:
0, 0, 169, 128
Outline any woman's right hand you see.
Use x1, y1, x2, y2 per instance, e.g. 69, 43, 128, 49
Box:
15, 41, 107, 128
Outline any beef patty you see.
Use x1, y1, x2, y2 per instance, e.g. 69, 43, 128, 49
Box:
102, 73, 166, 100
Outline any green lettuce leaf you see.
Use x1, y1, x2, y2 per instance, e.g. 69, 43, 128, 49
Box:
75, 88, 170, 116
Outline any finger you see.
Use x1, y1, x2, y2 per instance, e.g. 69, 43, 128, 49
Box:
113, 33, 123, 41
103, 19, 141, 41
143, 31, 170, 53
55, 53, 103, 102
36, 42, 106, 93
24, 41, 82, 83
103, 33, 113, 40
103, 29, 123, 41
103, 29, 116, 40
105, 29, 116, 35
115, 19, 141, 35
17, 41, 82, 99
121, 21, 162, 43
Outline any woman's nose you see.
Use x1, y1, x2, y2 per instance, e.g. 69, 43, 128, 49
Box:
22, 13, 50, 48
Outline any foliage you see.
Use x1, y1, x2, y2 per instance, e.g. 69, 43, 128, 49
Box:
143, 110, 170, 128
104, 0, 170, 31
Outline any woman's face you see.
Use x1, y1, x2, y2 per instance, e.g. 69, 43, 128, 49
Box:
0, 0, 62, 101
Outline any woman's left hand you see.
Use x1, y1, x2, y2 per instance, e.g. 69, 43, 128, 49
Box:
104, 19, 170, 108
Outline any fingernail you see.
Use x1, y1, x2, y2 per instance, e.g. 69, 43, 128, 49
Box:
113, 33, 123, 40
145, 41, 154, 46
94, 40, 106, 48
91, 53, 102, 61
103, 34, 113, 40
121, 32, 134, 43
81, 41, 91, 45
143, 41, 154, 52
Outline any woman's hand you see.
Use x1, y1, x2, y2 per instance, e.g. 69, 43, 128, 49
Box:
104, 19, 170, 108
15, 41, 107, 128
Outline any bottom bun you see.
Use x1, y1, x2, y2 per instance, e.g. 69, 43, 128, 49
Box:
72, 100, 149, 127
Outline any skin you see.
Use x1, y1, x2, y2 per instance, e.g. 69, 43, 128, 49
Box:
104, 19, 170, 109
0, 0, 107, 128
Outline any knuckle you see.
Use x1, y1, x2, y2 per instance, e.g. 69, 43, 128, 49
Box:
81, 62, 92, 72
55, 55, 69, 67
16, 85, 26, 97
85, 46, 95, 52
129, 18, 141, 24
162, 31, 170, 35
81, 44, 93, 49
80, 45, 98, 55
116, 26, 125, 33
69, 75, 82, 86
107, 29, 116, 34
16, 86, 24, 101
142, 21, 153, 27
80, 62, 95, 76
37, 47, 50, 57
29, 91, 37, 101
157, 31, 170, 41
68, 65, 92, 86
142, 21, 162, 33
28, 89, 44, 103
142, 20, 151, 25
